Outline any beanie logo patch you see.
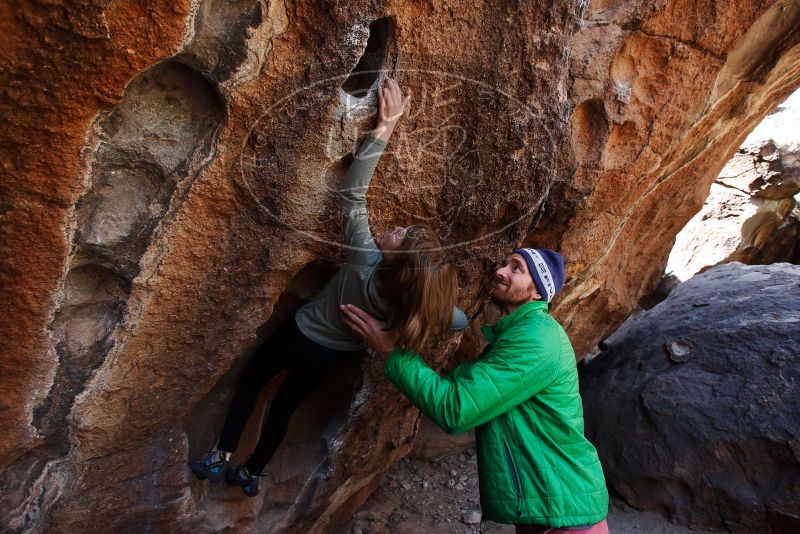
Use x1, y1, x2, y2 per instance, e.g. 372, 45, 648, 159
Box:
526, 249, 555, 302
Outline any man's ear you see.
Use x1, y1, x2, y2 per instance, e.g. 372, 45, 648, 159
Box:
530, 283, 542, 301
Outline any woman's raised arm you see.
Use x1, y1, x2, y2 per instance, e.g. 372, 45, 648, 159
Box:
339, 78, 410, 269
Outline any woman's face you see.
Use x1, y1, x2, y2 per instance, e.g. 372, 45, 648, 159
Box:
378, 226, 407, 256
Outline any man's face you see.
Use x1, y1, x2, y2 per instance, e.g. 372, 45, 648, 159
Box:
491, 253, 541, 305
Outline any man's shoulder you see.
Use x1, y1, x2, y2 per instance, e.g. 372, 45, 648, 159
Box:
497, 309, 563, 353
506, 306, 561, 332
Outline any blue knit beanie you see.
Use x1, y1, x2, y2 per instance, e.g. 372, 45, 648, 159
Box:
512, 248, 565, 303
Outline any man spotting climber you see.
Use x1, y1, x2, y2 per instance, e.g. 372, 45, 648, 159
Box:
340, 248, 610, 533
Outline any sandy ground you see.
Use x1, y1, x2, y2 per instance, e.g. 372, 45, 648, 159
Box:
338, 447, 717, 534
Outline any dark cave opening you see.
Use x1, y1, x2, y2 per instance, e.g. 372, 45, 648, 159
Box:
342, 17, 394, 98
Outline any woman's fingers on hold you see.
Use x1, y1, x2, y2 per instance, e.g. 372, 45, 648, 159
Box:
387, 88, 396, 109
382, 87, 392, 108
381, 91, 390, 120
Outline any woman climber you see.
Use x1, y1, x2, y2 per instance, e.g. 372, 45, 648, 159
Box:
189, 77, 467, 497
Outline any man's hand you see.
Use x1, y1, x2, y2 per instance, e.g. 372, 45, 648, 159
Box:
340, 304, 400, 357
370, 78, 411, 142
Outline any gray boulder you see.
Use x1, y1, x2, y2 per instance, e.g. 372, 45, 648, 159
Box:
580, 263, 800, 533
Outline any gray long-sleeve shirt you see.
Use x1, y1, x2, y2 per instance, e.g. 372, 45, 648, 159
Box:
294, 134, 468, 351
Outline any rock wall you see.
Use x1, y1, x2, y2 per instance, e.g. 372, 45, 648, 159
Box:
534, 0, 800, 355
1, 0, 799, 532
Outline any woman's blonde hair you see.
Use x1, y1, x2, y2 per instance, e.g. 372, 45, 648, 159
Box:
376, 224, 459, 353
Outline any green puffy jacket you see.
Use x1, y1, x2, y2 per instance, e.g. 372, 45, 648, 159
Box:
384, 300, 608, 527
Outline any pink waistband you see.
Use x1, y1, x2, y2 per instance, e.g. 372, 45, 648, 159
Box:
515, 518, 609, 534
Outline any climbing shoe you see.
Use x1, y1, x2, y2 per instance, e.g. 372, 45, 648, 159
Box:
225, 463, 260, 497
189, 450, 230, 483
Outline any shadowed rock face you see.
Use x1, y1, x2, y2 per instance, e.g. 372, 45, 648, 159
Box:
580, 262, 800, 533
1, 1, 799, 532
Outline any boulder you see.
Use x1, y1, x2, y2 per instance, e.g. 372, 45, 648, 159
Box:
580, 263, 800, 533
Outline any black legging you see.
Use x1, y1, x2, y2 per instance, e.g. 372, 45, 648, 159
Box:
217, 316, 348, 475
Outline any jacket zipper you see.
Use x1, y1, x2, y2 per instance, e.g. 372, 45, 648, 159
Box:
502, 439, 523, 518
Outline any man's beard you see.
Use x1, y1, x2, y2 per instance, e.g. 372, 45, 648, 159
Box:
491, 282, 536, 306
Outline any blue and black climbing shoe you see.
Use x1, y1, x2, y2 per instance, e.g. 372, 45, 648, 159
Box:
189, 450, 230, 483
225, 463, 260, 497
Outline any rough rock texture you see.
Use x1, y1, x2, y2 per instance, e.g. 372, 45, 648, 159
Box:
1, 1, 576, 532
407, 416, 476, 464
1, 0, 800, 532
580, 263, 800, 534
667, 93, 800, 280
532, 0, 800, 355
